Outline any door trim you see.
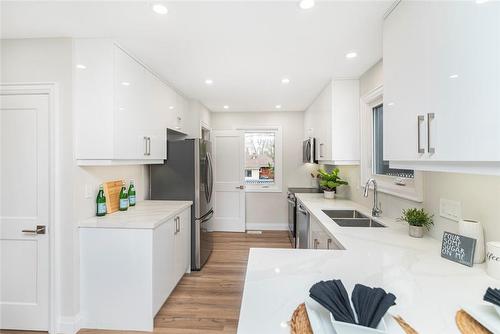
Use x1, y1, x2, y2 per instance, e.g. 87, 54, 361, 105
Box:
0, 83, 61, 333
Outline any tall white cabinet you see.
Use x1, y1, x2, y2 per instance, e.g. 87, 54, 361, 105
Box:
304, 80, 360, 165
384, 1, 500, 174
74, 39, 190, 165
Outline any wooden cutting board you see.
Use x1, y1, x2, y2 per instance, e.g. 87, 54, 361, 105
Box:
103, 180, 123, 214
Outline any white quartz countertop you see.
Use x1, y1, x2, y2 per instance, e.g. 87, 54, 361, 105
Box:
78, 200, 192, 229
237, 194, 499, 334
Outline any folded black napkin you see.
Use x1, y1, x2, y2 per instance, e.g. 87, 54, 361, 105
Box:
309, 280, 356, 324
309, 280, 396, 329
351, 284, 397, 328
484, 287, 500, 307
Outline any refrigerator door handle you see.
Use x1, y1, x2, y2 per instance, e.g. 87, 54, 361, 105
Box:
207, 152, 214, 203
195, 208, 214, 222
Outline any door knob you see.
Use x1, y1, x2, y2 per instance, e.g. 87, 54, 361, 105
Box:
22, 225, 46, 235
236, 185, 245, 190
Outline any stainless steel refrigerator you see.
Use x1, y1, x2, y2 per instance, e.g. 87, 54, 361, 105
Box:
150, 138, 214, 270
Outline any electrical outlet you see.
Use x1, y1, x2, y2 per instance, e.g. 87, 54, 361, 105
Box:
84, 184, 93, 199
439, 198, 462, 222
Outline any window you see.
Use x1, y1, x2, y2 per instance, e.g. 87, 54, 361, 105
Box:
372, 104, 414, 178
245, 132, 275, 185
360, 86, 422, 202
241, 127, 282, 192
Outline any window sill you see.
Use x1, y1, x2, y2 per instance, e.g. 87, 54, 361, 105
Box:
360, 174, 423, 203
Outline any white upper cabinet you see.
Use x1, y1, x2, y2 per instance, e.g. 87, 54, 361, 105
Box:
304, 80, 360, 165
74, 39, 187, 165
384, 2, 500, 174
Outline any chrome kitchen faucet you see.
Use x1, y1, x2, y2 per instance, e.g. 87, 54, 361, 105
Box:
363, 178, 382, 217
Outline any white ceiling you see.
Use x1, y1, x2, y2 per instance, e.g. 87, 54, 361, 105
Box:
1, 1, 391, 112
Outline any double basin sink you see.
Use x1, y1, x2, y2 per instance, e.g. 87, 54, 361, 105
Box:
322, 209, 385, 228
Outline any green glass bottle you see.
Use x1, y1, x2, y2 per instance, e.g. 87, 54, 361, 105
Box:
96, 184, 107, 216
119, 181, 129, 211
128, 179, 136, 206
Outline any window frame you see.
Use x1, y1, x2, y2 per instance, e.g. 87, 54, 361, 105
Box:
239, 126, 283, 193
360, 86, 423, 202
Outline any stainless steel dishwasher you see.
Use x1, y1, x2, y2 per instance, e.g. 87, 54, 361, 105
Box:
296, 203, 310, 249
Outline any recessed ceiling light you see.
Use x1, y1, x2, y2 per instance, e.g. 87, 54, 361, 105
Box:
223, 105, 229, 110
449, 74, 459, 79
275, 104, 282, 109
169, 106, 175, 110
345, 52, 357, 59
387, 102, 395, 106
121, 81, 130, 86
152, 4, 168, 15
281, 78, 290, 84
476, 0, 488, 4
205, 79, 213, 85
299, 0, 315, 10
76, 64, 86, 70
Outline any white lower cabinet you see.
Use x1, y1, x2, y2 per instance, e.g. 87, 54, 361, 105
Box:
80, 207, 191, 331
309, 216, 343, 250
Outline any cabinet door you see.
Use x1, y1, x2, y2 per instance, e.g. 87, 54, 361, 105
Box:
427, 2, 500, 161
153, 219, 176, 315
383, 2, 431, 161
175, 92, 187, 132
114, 46, 148, 159
313, 83, 333, 161
174, 208, 191, 282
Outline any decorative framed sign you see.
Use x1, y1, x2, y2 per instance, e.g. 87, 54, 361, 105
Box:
441, 231, 476, 267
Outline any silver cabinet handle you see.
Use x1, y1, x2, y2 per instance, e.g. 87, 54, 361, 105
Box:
235, 185, 245, 190
327, 238, 332, 250
314, 239, 319, 249
144, 136, 148, 156
427, 113, 435, 154
147, 137, 151, 156
417, 115, 425, 154
319, 143, 324, 158
22, 225, 46, 235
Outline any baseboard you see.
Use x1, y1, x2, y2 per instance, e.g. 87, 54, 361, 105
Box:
246, 222, 288, 231
57, 313, 82, 334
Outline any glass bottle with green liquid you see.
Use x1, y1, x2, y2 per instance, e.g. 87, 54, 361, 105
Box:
119, 181, 129, 211
96, 184, 107, 216
128, 179, 136, 206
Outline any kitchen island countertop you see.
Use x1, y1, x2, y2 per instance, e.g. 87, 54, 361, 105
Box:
237, 194, 497, 334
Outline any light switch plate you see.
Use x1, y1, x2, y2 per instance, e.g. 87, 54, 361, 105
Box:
439, 198, 462, 222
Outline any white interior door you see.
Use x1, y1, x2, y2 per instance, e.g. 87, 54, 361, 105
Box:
212, 130, 245, 232
0, 94, 50, 330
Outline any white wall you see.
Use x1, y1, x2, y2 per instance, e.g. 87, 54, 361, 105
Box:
211, 111, 316, 230
342, 60, 500, 242
1, 38, 150, 327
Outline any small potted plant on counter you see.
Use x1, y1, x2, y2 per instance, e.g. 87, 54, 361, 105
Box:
398, 208, 434, 238
318, 168, 348, 199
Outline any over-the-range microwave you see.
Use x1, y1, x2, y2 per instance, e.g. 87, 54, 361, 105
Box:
303, 138, 317, 164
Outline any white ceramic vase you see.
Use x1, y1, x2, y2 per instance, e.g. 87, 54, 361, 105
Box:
458, 219, 485, 264
323, 190, 335, 199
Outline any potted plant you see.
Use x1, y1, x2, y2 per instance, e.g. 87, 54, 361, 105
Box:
398, 208, 434, 238
318, 168, 348, 199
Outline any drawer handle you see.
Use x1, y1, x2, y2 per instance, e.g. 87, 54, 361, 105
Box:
314, 239, 319, 249
327, 238, 332, 249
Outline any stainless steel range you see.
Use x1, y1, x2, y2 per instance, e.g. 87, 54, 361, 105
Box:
287, 187, 321, 248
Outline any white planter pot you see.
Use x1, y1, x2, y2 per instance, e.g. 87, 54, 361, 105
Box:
459, 219, 485, 264
323, 190, 335, 199
409, 225, 424, 238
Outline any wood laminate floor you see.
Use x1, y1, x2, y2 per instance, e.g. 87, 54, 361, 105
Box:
1, 231, 291, 334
